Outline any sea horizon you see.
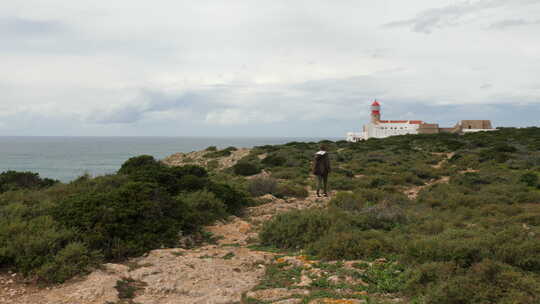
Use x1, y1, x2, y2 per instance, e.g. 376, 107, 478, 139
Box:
0, 136, 340, 182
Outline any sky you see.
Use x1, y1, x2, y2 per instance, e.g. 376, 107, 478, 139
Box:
0, 0, 539, 137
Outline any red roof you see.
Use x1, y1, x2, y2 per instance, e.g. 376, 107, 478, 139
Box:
379, 120, 424, 124
371, 100, 380, 106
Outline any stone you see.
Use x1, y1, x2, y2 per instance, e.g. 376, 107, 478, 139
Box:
273, 299, 303, 304
246, 288, 309, 302
309, 298, 365, 304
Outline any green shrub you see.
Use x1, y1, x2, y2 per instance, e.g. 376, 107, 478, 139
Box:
328, 174, 359, 190
248, 177, 277, 197
308, 230, 394, 260
329, 192, 364, 211
259, 209, 334, 249
36, 242, 101, 283
261, 154, 287, 167
270, 167, 306, 180
369, 177, 388, 188
207, 159, 219, 171
204, 149, 232, 158
274, 183, 308, 199
493, 143, 518, 153
410, 166, 439, 180
362, 262, 406, 293
119, 156, 209, 195
171, 165, 208, 178
410, 260, 540, 304
206, 182, 249, 215
182, 190, 227, 228
358, 203, 408, 230
118, 155, 161, 175
177, 174, 208, 192
233, 162, 261, 176
491, 226, 540, 272
0, 171, 58, 193
451, 172, 491, 189
53, 179, 185, 259
404, 231, 487, 267
0, 214, 76, 277
204, 146, 237, 158
520, 172, 538, 187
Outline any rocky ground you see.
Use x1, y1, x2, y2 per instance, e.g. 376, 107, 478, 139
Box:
162, 148, 251, 170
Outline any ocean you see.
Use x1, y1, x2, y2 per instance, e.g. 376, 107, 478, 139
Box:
0, 136, 333, 182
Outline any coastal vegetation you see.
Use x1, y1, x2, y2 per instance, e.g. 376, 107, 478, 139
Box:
0, 127, 539, 303
0, 155, 248, 283
251, 127, 540, 303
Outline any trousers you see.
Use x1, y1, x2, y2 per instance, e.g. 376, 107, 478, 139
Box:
316, 174, 328, 194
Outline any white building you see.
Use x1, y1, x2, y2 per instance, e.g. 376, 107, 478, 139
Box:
346, 100, 496, 142
347, 101, 425, 142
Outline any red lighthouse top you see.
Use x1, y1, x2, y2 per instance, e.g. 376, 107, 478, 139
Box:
372, 100, 380, 106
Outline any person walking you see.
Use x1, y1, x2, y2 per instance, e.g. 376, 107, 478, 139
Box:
313, 144, 331, 197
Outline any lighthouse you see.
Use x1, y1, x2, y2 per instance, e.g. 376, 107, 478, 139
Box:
371, 100, 381, 123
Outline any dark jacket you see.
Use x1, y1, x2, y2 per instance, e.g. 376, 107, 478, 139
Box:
312, 151, 331, 176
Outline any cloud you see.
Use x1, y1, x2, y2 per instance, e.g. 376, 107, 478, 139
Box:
88, 104, 146, 124
0, 17, 66, 37
84, 88, 219, 124
205, 109, 283, 125
489, 19, 540, 30
382, 0, 540, 34
0, 0, 539, 136
480, 83, 493, 89
80, 75, 384, 127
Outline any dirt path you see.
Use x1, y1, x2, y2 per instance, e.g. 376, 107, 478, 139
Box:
431, 152, 455, 169
403, 152, 456, 200
404, 176, 450, 200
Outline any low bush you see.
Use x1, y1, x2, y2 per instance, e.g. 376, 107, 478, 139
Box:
270, 167, 307, 180
232, 162, 261, 176
181, 190, 227, 228
359, 203, 408, 230
204, 146, 237, 158
407, 260, 540, 304
36, 242, 102, 283
520, 172, 538, 187
204, 150, 232, 158
259, 209, 334, 249
328, 192, 364, 211
248, 177, 277, 197
308, 230, 394, 260
0, 171, 58, 193
327, 174, 359, 190
274, 182, 308, 199
53, 179, 186, 259
261, 154, 287, 167
362, 262, 406, 293
118, 154, 162, 175
206, 182, 249, 215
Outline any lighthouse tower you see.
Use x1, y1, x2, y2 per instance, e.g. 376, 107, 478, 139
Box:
371, 100, 381, 123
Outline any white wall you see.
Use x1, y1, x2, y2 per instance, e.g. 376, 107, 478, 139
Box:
366, 122, 419, 139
